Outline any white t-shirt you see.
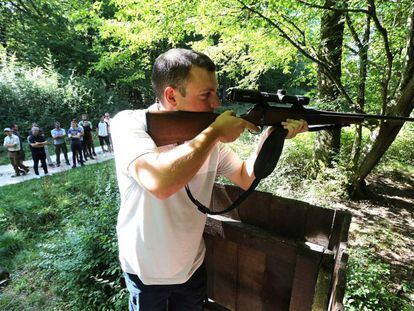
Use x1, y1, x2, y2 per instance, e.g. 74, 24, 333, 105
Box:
98, 121, 109, 137
3, 134, 21, 152
111, 109, 242, 285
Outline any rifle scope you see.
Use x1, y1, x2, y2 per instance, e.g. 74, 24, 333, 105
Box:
227, 88, 310, 106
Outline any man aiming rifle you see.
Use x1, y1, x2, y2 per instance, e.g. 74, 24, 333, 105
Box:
111, 48, 308, 310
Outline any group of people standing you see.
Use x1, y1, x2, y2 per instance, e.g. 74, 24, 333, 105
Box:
2, 113, 113, 178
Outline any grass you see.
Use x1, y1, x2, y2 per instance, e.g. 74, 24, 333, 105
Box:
0, 160, 126, 310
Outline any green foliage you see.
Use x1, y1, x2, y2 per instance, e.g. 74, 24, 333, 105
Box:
377, 123, 414, 170
0, 49, 131, 135
0, 162, 127, 310
0, 230, 24, 257
345, 248, 413, 311
0, 0, 98, 72
36, 170, 127, 310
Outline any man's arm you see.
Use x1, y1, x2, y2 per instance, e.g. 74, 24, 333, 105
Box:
5, 137, 19, 148
30, 140, 48, 148
130, 111, 259, 200
51, 130, 59, 139
226, 119, 308, 190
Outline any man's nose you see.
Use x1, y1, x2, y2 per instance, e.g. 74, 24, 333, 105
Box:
210, 93, 220, 109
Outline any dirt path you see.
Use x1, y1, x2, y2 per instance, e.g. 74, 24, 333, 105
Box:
331, 171, 414, 297
0, 147, 113, 187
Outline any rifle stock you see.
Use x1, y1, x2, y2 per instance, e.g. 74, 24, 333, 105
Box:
146, 111, 218, 146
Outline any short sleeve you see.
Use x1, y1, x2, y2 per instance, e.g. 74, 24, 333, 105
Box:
28, 136, 35, 144
216, 143, 243, 178
111, 110, 158, 174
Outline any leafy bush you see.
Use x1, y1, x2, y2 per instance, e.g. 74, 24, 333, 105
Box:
35, 165, 128, 311
0, 48, 132, 136
345, 248, 413, 311
0, 230, 24, 257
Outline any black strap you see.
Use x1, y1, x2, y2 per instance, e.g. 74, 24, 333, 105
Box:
186, 126, 288, 215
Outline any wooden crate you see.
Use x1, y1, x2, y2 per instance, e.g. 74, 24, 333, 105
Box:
203, 184, 351, 311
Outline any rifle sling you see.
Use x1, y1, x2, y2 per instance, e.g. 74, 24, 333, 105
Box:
186, 127, 288, 215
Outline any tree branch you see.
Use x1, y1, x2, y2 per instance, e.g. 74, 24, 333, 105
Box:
296, 0, 369, 14
396, 3, 414, 95
280, 13, 306, 45
367, 0, 393, 116
25, 0, 44, 18
345, 13, 362, 49
235, 0, 356, 108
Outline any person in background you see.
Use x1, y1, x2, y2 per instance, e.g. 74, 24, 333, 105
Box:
3, 127, 29, 177
77, 121, 88, 162
10, 123, 30, 174
28, 126, 48, 176
30, 122, 55, 167
104, 112, 112, 144
97, 116, 112, 153
68, 119, 84, 168
51, 121, 70, 167
11, 123, 27, 164
79, 114, 95, 160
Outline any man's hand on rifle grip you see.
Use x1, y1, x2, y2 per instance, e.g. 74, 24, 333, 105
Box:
211, 110, 260, 143
281, 118, 308, 139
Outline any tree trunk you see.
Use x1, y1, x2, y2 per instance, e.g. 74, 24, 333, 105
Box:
351, 14, 371, 169
351, 5, 414, 198
314, 0, 346, 167
351, 75, 414, 198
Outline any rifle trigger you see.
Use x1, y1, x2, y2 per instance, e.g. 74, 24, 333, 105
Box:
248, 126, 263, 134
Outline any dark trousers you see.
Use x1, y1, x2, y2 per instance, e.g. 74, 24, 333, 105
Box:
19, 149, 25, 161
55, 143, 69, 164
82, 138, 95, 159
124, 264, 207, 311
32, 152, 48, 175
71, 142, 83, 166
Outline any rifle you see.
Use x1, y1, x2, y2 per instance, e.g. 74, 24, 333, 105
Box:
147, 88, 414, 146
146, 89, 414, 214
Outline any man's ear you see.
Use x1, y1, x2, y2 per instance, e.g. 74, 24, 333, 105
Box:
164, 86, 178, 108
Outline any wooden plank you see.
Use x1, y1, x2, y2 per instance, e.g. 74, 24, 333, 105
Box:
328, 249, 348, 311
267, 197, 307, 239
205, 215, 300, 259
305, 207, 336, 248
236, 190, 273, 229
311, 251, 334, 310
262, 253, 296, 311
328, 211, 352, 252
212, 238, 238, 310
212, 184, 341, 244
236, 246, 266, 311
289, 243, 326, 311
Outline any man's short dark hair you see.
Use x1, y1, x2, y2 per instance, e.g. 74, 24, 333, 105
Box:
151, 48, 216, 102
